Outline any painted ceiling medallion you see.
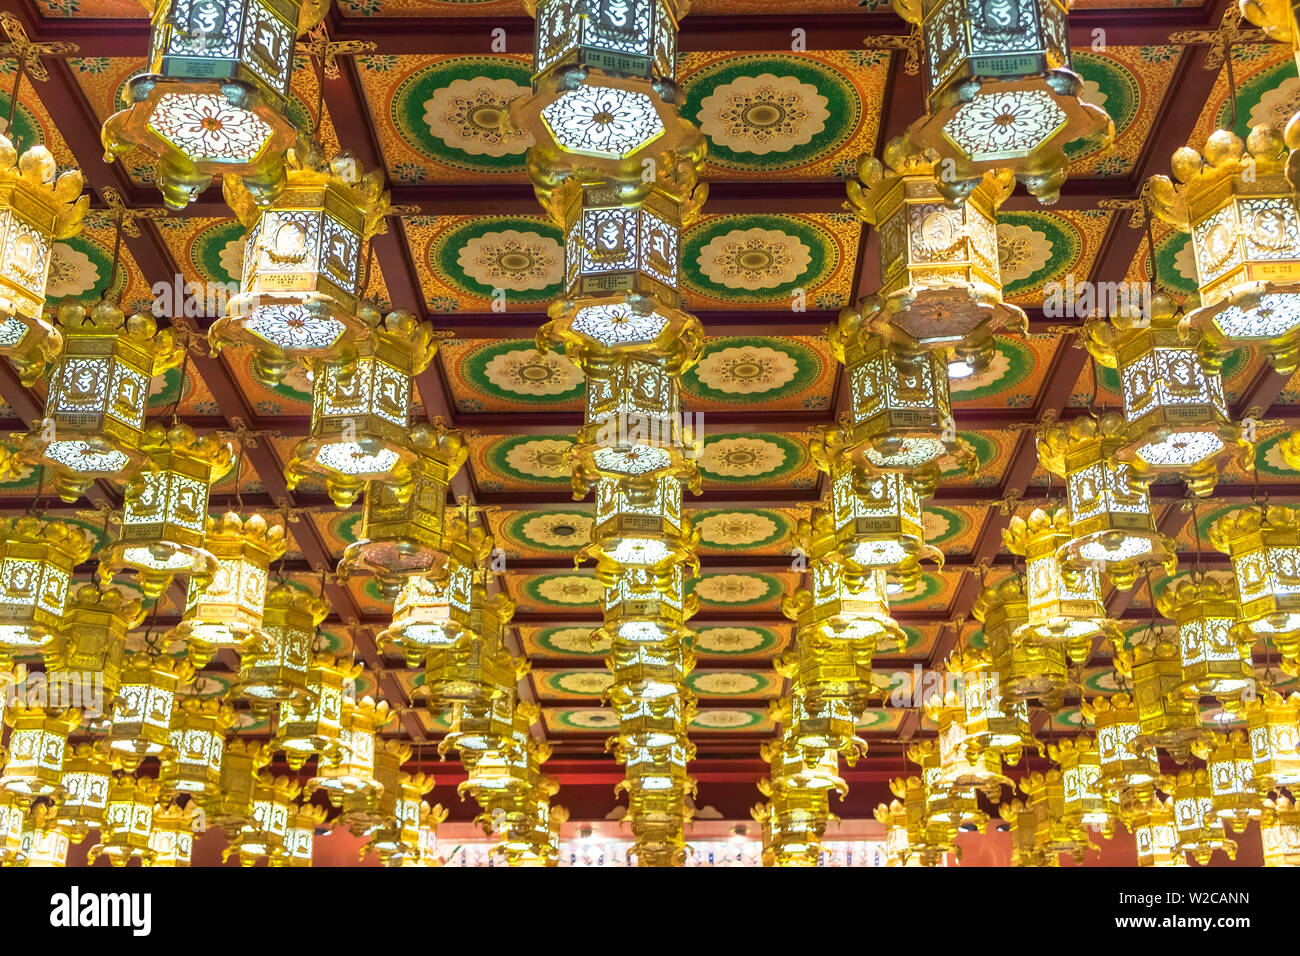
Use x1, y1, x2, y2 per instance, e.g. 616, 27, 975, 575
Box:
693, 345, 798, 395
46, 242, 101, 300
538, 626, 610, 656
696, 226, 811, 290
697, 436, 788, 479
552, 671, 615, 696
558, 709, 619, 730
690, 671, 763, 695
696, 73, 830, 155
517, 512, 595, 549
692, 710, 762, 729
692, 573, 773, 604
482, 347, 583, 397
694, 511, 780, 547
457, 229, 563, 292
503, 438, 573, 479
531, 574, 605, 605
423, 77, 532, 157
996, 222, 1054, 282
693, 626, 772, 654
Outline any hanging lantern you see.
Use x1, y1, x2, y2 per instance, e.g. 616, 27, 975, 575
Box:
0, 517, 93, 660
1149, 125, 1300, 373
272, 803, 327, 867
1000, 798, 1052, 867
1081, 694, 1160, 798
972, 574, 1070, 709
1047, 735, 1117, 838
1004, 508, 1117, 664
226, 774, 300, 866
1261, 795, 1300, 866
160, 699, 235, 799
912, 700, 1010, 800
1112, 640, 1202, 761
774, 633, 875, 723
47, 584, 143, 705
88, 775, 159, 866
753, 788, 834, 868
844, 142, 1024, 374
375, 518, 491, 666
813, 338, 974, 499
1161, 768, 1238, 865
55, 743, 113, 841
1, 707, 80, 796
108, 654, 195, 769
100, 0, 330, 209
362, 772, 435, 866
579, 475, 699, 582
21, 303, 184, 502
1037, 412, 1178, 590
510, 0, 701, 186
286, 309, 439, 507
172, 513, 287, 667
622, 789, 691, 867
309, 696, 392, 802
0, 790, 25, 864
276, 654, 361, 769
202, 740, 271, 830
439, 693, 519, 762
597, 563, 696, 651
772, 691, 867, 768
237, 582, 326, 703
892, 0, 1113, 203
1194, 730, 1267, 833
147, 803, 199, 868
0, 134, 87, 383
337, 425, 469, 598
1156, 574, 1255, 706
425, 594, 526, 710
100, 423, 235, 599
948, 647, 1035, 766
1210, 505, 1300, 670
888, 775, 959, 866
1131, 795, 1186, 867
338, 739, 411, 832
1018, 770, 1098, 864
212, 142, 390, 385
1081, 293, 1252, 496
875, 799, 922, 867
1245, 690, 1300, 791
907, 740, 989, 838
19, 805, 71, 868
458, 703, 549, 800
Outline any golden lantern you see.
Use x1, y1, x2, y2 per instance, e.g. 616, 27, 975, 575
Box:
47, 584, 143, 704
100, 423, 235, 599
237, 582, 325, 704
844, 141, 1024, 373
948, 647, 1035, 765
1194, 730, 1267, 833
213, 142, 390, 385
338, 739, 411, 831
21, 303, 184, 502
888, 775, 959, 866
1037, 412, 1178, 590
906, 744, 990, 838
1048, 736, 1118, 838
1242, 0, 1300, 72
912, 702, 1010, 801
1210, 505, 1300, 669
489, 791, 567, 868
309, 696, 392, 802
972, 574, 1070, 708
203, 740, 270, 830
1081, 294, 1252, 496
1157, 575, 1255, 706
0, 790, 25, 864
875, 799, 922, 867
622, 789, 691, 867
108, 654, 194, 768
19, 805, 71, 867
753, 788, 835, 868
425, 605, 526, 710
774, 634, 874, 721
1245, 690, 1300, 791
0, 134, 88, 383
172, 513, 287, 667
759, 737, 848, 798
337, 426, 469, 598
439, 693, 518, 761
1082, 694, 1159, 797
160, 698, 235, 799
1261, 794, 1300, 866
147, 803, 199, 868
1, 707, 80, 796
1161, 768, 1238, 865
0, 517, 93, 660
813, 339, 973, 499
101, 0, 330, 209
1001, 798, 1053, 867
458, 703, 550, 800
362, 772, 436, 866
1149, 125, 1300, 373
510, 0, 701, 186
273, 802, 327, 867
1131, 795, 1186, 867
276, 653, 361, 769
772, 691, 867, 768
375, 536, 482, 667
1004, 508, 1117, 664
892, 0, 1112, 204
286, 309, 439, 507
1112, 640, 1202, 761
56, 743, 113, 841
1019, 770, 1098, 864
578, 475, 698, 583
88, 774, 159, 866
597, 562, 696, 651
226, 774, 299, 866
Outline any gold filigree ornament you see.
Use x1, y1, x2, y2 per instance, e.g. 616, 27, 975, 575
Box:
1209, 504, 1300, 672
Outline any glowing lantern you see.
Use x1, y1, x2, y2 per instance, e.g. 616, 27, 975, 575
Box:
108, 654, 194, 768
1081, 293, 1252, 496
226, 774, 299, 866
1260, 795, 1300, 866
893, 0, 1113, 203
1245, 690, 1300, 791
0, 134, 87, 382
1047, 735, 1117, 838
362, 772, 436, 866
759, 738, 848, 797
213, 142, 390, 385
0, 791, 25, 864
1001, 798, 1052, 867
754, 788, 834, 868
1081, 694, 1159, 797
160, 699, 235, 799
21, 303, 183, 502
579, 475, 698, 581
773, 691, 867, 767
171, 513, 287, 666
286, 308, 439, 507
912, 700, 1011, 799
1209, 505, 1300, 670
949, 647, 1035, 765
47, 584, 143, 703
148, 803, 199, 867
336, 425, 469, 597
19, 805, 71, 867
273, 803, 327, 867
237, 582, 326, 703
1113, 640, 1202, 761
1149, 125, 1300, 373
844, 142, 1024, 373
310, 696, 392, 802
101, 0, 329, 209
1131, 795, 1186, 867
276, 654, 361, 769
972, 574, 1070, 708
425, 593, 526, 709
56, 743, 113, 840
88, 775, 159, 866
775, 634, 874, 717
1, 707, 80, 796
338, 738, 411, 831
1162, 768, 1238, 865
203, 741, 270, 829
1157, 575, 1255, 706
1019, 770, 1098, 864
0, 517, 93, 660
888, 775, 959, 866
1037, 412, 1178, 590
1195, 730, 1267, 832
875, 799, 922, 867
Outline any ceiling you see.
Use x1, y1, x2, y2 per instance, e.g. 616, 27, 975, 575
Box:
5, 0, 1300, 821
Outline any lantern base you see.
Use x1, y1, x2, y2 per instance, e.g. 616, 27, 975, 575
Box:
100, 544, 217, 600
1189, 283, 1300, 374
1058, 532, 1178, 593
865, 287, 1027, 368
213, 295, 374, 386
1116, 422, 1254, 498
337, 539, 452, 600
